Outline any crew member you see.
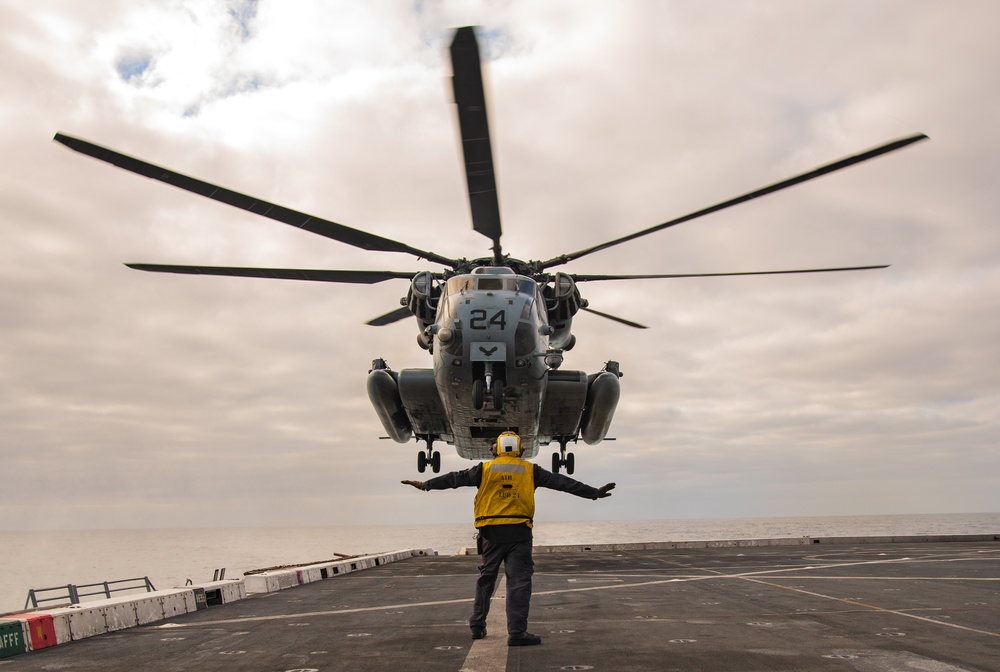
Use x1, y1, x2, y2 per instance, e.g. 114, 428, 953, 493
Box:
402, 431, 615, 646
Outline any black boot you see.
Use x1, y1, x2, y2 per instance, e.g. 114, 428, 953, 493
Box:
508, 631, 542, 646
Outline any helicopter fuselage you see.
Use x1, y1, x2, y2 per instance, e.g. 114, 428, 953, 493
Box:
433, 267, 548, 459
367, 266, 623, 470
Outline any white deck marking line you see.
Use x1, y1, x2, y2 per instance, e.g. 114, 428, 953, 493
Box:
162, 596, 474, 627
657, 553, 1000, 637
742, 576, 1000, 581
743, 577, 1000, 638
553, 572, 999, 582
530, 555, 928, 597
460, 576, 508, 672
169, 555, 993, 630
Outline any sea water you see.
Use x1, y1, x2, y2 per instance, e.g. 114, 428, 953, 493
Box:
2, 513, 998, 614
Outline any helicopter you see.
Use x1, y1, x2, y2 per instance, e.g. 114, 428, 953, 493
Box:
54, 27, 927, 475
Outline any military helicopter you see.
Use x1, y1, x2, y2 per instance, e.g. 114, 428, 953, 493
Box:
54, 27, 927, 474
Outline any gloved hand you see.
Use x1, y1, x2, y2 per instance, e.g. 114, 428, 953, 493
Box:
401, 480, 427, 490
596, 483, 616, 498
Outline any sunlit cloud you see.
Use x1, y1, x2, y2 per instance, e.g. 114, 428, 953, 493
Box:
0, 0, 997, 530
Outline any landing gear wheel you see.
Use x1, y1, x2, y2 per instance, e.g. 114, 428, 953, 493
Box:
431, 450, 441, 473
417, 451, 428, 473
472, 379, 485, 410
552, 438, 576, 474
491, 378, 505, 411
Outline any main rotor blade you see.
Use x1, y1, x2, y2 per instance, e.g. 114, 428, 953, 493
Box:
581, 306, 648, 329
366, 306, 413, 326
54, 133, 459, 268
571, 264, 889, 281
451, 27, 503, 262
540, 133, 929, 270
126, 263, 420, 283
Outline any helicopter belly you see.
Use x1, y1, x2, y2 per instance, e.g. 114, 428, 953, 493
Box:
444, 383, 546, 461
537, 370, 589, 439
433, 342, 546, 460
397, 368, 452, 439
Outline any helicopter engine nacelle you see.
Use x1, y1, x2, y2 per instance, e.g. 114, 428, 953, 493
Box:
366, 361, 412, 444
405, 271, 440, 350
544, 272, 583, 351
580, 362, 622, 445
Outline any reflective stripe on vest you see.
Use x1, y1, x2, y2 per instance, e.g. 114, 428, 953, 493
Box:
473, 456, 535, 528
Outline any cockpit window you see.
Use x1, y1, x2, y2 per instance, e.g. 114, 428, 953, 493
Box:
447, 277, 474, 293
477, 278, 504, 290
450, 275, 535, 294
507, 278, 536, 294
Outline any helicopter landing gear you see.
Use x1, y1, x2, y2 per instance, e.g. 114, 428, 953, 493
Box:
472, 379, 485, 410
417, 438, 441, 474
473, 363, 505, 411
551, 437, 575, 475
490, 377, 504, 411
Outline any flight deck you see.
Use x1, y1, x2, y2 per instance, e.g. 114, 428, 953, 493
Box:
3, 538, 998, 671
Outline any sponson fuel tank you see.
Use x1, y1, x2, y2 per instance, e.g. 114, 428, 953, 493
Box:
580, 368, 621, 445
367, 360, 412, 444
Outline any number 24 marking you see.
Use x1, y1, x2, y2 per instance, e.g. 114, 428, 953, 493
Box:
470, 309, 506, 330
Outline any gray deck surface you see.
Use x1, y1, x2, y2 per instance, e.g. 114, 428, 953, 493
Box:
5, 540, 999, 671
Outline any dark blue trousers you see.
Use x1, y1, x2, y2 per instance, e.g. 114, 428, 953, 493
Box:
469, 538, 534, 634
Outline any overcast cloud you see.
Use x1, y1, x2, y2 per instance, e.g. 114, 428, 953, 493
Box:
1, 0, 997, 530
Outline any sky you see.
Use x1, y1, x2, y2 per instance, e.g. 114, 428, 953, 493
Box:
1, 0, 998, 530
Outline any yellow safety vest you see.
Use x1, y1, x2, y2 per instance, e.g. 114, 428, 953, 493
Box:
473, 455, 535, 528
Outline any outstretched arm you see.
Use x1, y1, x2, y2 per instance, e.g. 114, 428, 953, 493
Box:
534, 465, 617, 500
401, 463, 484, 492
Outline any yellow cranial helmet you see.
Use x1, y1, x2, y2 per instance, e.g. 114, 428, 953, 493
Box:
496, 431, 521, 457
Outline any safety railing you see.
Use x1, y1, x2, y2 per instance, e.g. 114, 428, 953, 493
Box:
24, 577, 156, 609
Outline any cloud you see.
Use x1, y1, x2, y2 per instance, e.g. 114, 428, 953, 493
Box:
115, 49, 154, 84
1, 0, 998, 531
228, 0, 259, 41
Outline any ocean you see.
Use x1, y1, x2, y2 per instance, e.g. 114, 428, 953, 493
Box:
2, 512, 998, 614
